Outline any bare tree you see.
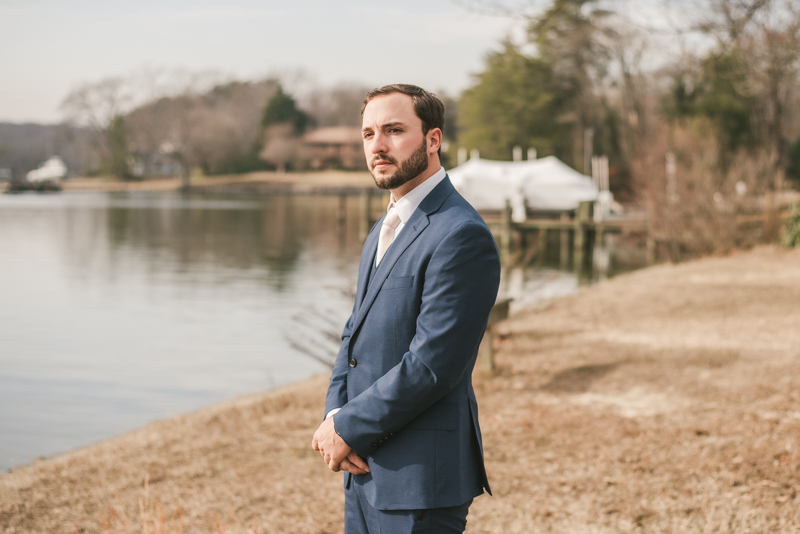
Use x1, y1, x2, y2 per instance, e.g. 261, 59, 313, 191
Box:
60, 77, 135, 177
697, 0, 772, 45
260, 123, 304, 173
60, 77, 133, 135
126, 79, 278, 185
740, 1, 800, 189
301, 84, 372, 127
694, 0, 800, 189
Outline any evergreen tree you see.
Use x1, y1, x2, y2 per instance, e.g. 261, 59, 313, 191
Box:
106, 115, 133, 180
459, 41, 571, 162
261, 85, 309, 135
667, 51, 756, 162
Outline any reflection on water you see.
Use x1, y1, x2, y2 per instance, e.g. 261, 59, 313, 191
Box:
500, 230, 647, 314
500, 267, 578, 314
0, 191, 646, 472
0, 192, 365, 471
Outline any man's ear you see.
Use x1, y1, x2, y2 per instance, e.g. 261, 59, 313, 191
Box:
427, 128, 443, 154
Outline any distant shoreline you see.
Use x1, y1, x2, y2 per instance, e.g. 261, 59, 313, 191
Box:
59, 170, 377, 194
1, 171, 378, 195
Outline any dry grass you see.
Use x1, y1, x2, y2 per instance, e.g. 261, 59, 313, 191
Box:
0, 377, 343, 534
474, 245, 800, 533
2, 246, 800, 533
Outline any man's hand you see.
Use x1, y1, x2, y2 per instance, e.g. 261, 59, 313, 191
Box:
311, 416, 370, 475
339, 451, 370, 475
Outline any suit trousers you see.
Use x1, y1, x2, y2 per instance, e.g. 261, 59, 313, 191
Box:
345, 474, 472, 534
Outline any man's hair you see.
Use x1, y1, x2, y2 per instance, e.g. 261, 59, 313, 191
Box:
361, 84, 445, 155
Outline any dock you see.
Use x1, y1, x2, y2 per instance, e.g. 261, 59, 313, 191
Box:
484, 200, 651, 267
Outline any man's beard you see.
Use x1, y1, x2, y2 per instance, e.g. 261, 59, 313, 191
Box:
369, 138, 429, 191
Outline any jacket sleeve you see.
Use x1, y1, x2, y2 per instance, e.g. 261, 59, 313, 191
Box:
332, 220, 501, 456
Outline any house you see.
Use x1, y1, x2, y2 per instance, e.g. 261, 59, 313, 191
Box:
129, 151, 182, 178
302, 126, 366, 170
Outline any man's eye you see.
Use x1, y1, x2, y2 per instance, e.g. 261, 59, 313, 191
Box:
363, 133, 373, 139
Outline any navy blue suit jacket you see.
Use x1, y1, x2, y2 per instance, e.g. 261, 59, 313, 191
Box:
325, 176, 501, 510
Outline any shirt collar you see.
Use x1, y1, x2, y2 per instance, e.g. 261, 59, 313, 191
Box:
389, 166, 447, 224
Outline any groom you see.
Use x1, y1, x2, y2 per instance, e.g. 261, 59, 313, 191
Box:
312, 84, 500, 534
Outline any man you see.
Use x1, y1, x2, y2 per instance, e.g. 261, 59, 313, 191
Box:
312, 84, 500, 534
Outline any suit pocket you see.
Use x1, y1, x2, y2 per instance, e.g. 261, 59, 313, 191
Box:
406, 401, 457, 431
382, 275, 414, 290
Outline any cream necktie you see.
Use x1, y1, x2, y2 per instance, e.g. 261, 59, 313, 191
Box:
376, 206, 401, 266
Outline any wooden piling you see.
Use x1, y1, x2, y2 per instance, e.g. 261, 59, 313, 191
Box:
560, 212, 569, 269
537, 225, 547, 265
595, 221, 604, 248
646, 217, 656, 265
480, 298, 511, 372
500, 199, 512, 264
573, 201, 590, 270
337, 193, 347, 226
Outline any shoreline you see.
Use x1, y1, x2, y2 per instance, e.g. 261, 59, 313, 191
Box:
1, 171, 376, 195
2, 246, 799, 532
61, 170, 376, 194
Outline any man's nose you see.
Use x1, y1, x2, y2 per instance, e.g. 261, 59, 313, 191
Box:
370, 131, 389, 154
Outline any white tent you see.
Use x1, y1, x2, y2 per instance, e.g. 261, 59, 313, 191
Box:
447, 156, 598, 214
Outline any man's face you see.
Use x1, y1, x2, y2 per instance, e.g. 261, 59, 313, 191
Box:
361, 93, 430, 191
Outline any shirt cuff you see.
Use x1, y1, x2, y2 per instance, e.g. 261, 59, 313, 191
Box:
325, 407, 341, 420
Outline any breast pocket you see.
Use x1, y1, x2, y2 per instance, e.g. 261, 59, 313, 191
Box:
382, 275, 414, 290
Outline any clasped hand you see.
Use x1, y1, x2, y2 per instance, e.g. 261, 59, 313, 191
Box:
311, 416, 370, 475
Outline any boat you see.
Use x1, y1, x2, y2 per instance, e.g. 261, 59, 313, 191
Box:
8, 156, 66, 192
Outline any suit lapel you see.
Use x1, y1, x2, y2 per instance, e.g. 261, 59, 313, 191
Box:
355, 223, 380, 307
350, 176, 456, 337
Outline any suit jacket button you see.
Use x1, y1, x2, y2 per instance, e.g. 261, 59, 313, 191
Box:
349, 358, 357, 368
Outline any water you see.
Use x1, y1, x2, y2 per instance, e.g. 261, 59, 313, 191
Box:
0, 191, 363, 471
0, 190, 645, 472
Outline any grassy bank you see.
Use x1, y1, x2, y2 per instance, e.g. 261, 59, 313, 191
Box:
1, 246, 799, 533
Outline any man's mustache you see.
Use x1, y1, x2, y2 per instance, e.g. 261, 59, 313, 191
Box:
370, 155, 397, 168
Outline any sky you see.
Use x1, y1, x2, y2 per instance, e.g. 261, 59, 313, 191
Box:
0, 0, 523, 124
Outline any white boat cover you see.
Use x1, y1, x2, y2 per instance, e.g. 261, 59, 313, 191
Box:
26, 156, 67, 183
447, 156, 598, 213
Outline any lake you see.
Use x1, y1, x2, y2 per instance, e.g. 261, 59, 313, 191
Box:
0, 190, 641, 472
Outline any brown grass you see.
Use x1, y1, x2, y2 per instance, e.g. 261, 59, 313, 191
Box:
2, 246, 800, 533
473, 245, 800, 532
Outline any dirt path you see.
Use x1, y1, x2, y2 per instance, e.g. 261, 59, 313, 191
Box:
2, 246, 799, 533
